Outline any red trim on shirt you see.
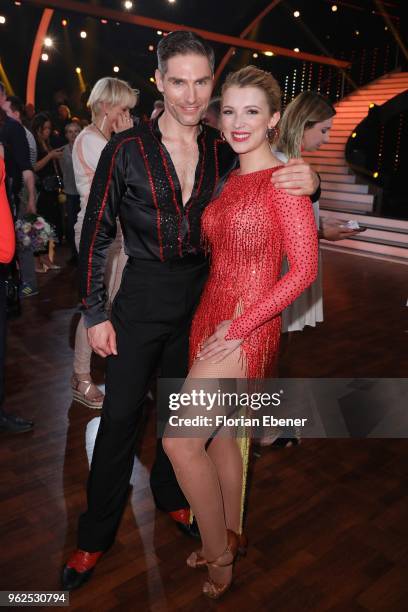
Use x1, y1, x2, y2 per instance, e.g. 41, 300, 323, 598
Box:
157, 146, 183, 257
86, 137, 135, 297
137, 137, 165, 262
185, 138, 207, 244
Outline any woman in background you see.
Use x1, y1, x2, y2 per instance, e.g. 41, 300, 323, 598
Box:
277, 91, 362, 333
71, 77, 138, 409
32, 112, 64, 271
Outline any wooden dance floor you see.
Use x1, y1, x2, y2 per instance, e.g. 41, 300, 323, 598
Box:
1, 249, 407, 611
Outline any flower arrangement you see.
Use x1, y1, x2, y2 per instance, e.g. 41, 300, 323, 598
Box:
15, 214, 57, 253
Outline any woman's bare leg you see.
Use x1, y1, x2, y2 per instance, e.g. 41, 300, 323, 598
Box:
163, 346, 246, 586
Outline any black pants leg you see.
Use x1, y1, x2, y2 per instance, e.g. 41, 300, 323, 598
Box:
77, 257, 207, 551
65, 194, 80, 257
150, 312, 192, 511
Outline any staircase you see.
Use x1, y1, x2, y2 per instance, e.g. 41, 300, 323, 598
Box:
302, 71, 408, 263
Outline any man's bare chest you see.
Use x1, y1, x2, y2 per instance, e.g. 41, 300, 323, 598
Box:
164, 143, 199, 206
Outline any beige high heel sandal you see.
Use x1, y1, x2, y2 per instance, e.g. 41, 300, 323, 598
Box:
201, 529, 239, 600
71, 374, 104, 410
187, 531, 248, 569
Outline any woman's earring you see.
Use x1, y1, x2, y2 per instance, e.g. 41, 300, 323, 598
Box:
221, 131, 226, 141
266, 126, 276, 141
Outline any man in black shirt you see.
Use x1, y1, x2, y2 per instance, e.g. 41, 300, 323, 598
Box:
62, 32, 320, 590
0, 82, 36, 215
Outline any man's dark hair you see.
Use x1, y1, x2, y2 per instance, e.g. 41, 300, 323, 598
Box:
7, 95, 24, 117
157, 30, 215, 74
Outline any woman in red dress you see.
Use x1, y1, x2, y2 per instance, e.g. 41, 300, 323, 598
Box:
164, 67, 318, 598
0, 145, 33, 433
0, 147, 15, 264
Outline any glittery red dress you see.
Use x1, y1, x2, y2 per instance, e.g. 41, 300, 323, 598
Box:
189, 167, 319, 379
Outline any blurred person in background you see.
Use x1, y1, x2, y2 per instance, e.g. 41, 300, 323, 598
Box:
202, 96, 221, 129
0, 142, 34, 433
32, 112, 64, 269
150, 99, 164, 119
3, 96, 38, 297
71, 77, 137, 410
60, 121, 82, 265
0, 82, 36, 218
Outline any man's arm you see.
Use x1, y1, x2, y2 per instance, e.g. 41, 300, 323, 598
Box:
9, 119, 36, 212
22, 169, 36, 214
79, 134, 127, 331
271, 157, 319, 197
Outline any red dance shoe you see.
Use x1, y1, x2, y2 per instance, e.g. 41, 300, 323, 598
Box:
169, 508, 200, 539
61, 549, 103, 591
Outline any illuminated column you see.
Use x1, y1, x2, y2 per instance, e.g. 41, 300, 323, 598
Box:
26, 8, 54, 105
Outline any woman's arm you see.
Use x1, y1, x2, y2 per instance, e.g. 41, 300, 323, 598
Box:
33, 147, 63, 173
0, 158, 16, 264
225, 187, 318, 340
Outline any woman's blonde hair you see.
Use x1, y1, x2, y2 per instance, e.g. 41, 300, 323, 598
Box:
277, 91, 335, 159
87, 77, 138, 119
222, 65, 281, 115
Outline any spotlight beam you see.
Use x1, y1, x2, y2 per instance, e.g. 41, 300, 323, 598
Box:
214, 0, 283, 85
24, 0, 350, 68
26, 8, 54, 105
373, 0, 408, 62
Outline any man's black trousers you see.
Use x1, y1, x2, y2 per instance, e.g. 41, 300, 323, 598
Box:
78, 256, 208, 551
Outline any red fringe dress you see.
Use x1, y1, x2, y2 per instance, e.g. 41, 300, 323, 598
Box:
189, 167, 319, 378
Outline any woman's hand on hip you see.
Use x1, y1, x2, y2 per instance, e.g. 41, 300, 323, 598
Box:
197, 320, 243, 364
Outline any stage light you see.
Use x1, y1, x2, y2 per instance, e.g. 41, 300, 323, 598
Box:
384, 26, 388, 31
148, 44, 154, 51
15, 1, 21, 5
157, 30, 163, 35
293, 10, 300, 18
113, 66, 120, 73
80, 30, 87, 39
61, 19, 68, 27
351, 132, 357, 138
44, 37, 53, 47
373, 172, 379, 178
331, 4, 338, 11
41, 53, 49, 61
101, 19, 108, 24
369, 103, 374, 108
124, 1, 133, 9
294, 48, 300, 53
0, 16, 6, 25
168, 0, 176, 3
264, 51, 274, 57
76, 67, 81, 74
149, 77, 155, 83
253, 53, 259, 58
355, 30, 360, 35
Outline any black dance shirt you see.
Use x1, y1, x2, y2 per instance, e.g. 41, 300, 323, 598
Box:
0, 114, 32, 195
79, 116, 236, 327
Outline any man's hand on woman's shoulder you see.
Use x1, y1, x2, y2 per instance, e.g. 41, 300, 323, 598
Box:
271, 157, 319, 196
